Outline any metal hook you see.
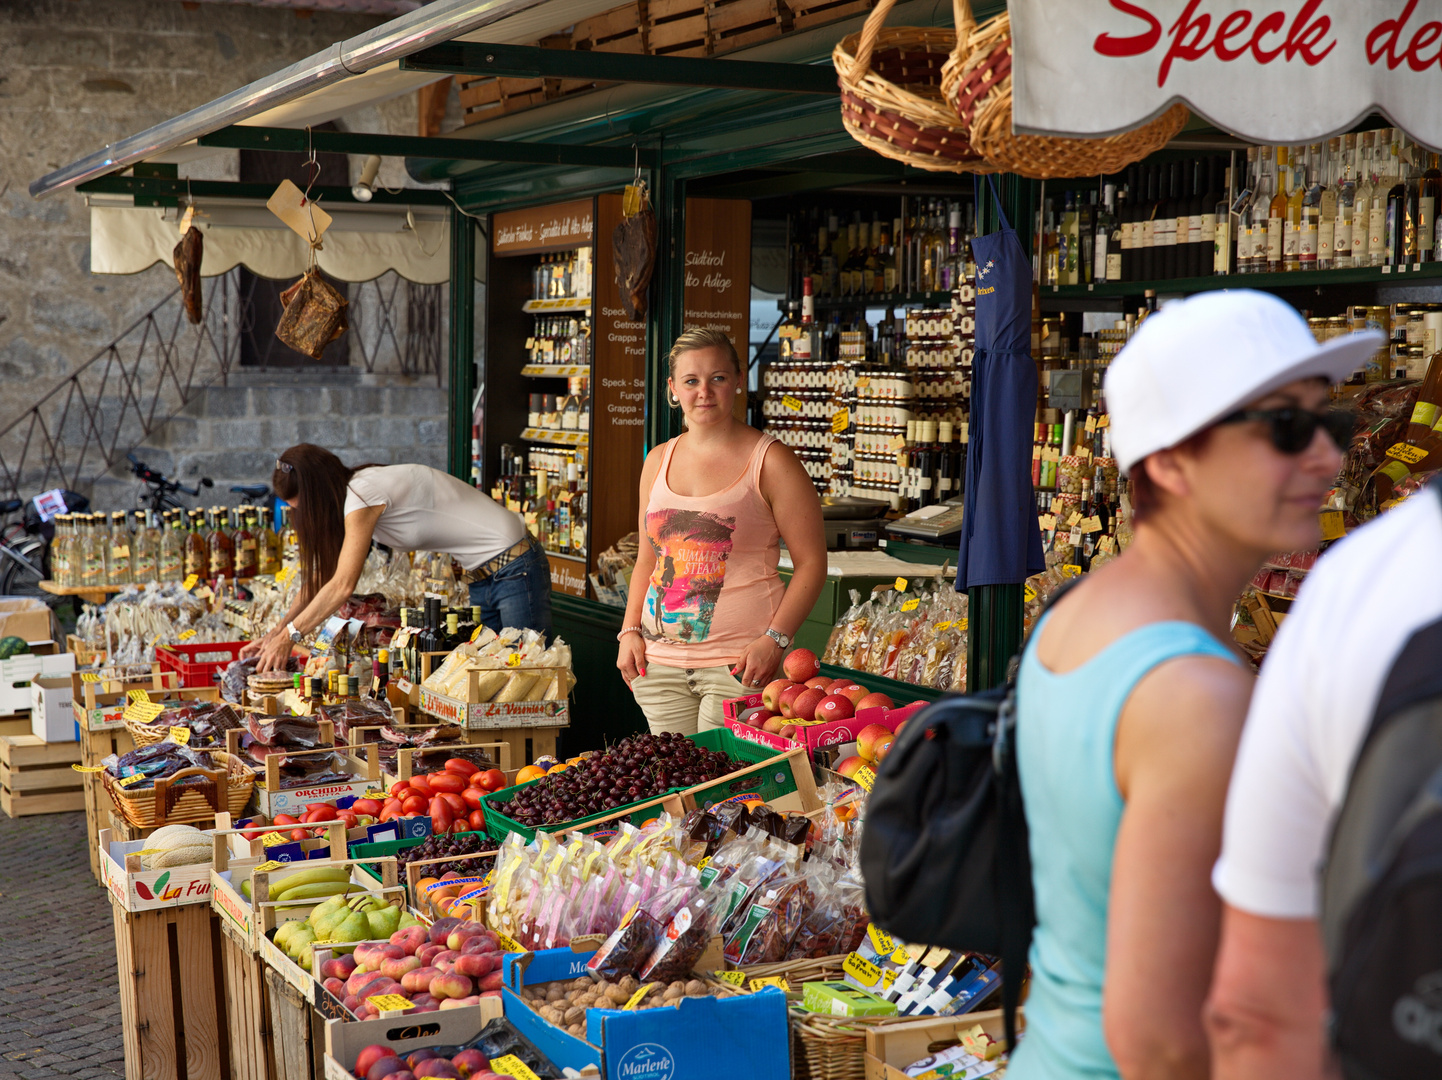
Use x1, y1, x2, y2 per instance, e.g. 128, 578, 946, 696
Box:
633, 143, 642, 186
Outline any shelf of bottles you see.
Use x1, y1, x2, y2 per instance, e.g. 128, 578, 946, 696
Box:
1032, 407, 1125, 578
491, 438, 590, 563
1039, 128, 1442, 299
49, 505, 292, 592
762, 199, 976, 511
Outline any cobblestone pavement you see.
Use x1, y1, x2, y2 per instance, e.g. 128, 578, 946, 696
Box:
0, 812, 126, 1080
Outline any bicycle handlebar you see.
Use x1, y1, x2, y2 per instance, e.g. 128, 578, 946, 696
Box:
127, 453, 212, 498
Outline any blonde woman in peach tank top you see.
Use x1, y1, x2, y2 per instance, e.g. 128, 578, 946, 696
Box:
617, 329, 826, 735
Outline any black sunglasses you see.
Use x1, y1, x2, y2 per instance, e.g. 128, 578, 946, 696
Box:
1216, 407, 1355, 454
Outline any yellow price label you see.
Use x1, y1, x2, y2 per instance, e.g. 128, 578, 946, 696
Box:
1060, 564, 1083, 578
178, 629, 197, 642
934, 620, 954, 633
1085, 414, 1096, 432
713, 969, 747, 987
832, 409, 850, 434
1387, 442, 1428, 464
365, 788, 387, 799
168, 726, 191, 745
494, 930, 523, 954
888, 434, 906, 453
182, 574, 198, 591
470, 625, 485, 642
853, 765, 876, 792
71, 764, 105, 773
117, 773, 145, 788
855, 375, 871, 388
959, 618, 968, 632
127, 690, 151, 704
894, 577, 908, 592
123, 700, 165, 725
868, 924, 897, 955
1081, 515, 1103, 534
260, 831, 292, 848
842, 952, 881, 987
782, 394, 803, 413
505, 653, 523, 668
1098, 414, 1110, 428
488, 1056, 541, 1080
623, 983, 661, 1010
901, 598, 920, 612
749, 976, 790, 992
1024, 584, 1038, 602
253, 860, 285, 874
1319, 508, 1346, 541
366, 994, 413, 1013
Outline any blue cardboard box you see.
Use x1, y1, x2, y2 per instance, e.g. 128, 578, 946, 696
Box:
502, 947, 790, 1080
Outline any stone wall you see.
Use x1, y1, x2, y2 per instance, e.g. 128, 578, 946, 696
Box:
0, 0, 457, 507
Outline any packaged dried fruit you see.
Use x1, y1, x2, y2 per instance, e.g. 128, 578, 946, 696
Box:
724, 872, 812, 965
587, 881, 696, 982
638, 891, 725, 983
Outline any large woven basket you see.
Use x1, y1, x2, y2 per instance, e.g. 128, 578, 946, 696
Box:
942, 4, 1188, 178
833, 0, 997, 173
104, 750, 254, 828
789, 1006, 898, 1080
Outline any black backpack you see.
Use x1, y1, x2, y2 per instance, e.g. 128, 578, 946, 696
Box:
1322, 607, 1442, 1077
859, 682, 1034, 1049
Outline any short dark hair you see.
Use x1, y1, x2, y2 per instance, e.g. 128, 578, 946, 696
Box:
1127, 427, 1213, 525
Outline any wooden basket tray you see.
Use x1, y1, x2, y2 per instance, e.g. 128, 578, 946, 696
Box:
104, 749, 254, 828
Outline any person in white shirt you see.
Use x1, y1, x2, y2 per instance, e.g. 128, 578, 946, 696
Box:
243, 443, 550, 672
1206, 489, 1442, 1077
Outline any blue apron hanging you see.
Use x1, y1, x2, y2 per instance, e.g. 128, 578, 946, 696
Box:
956, 176, 1045, 589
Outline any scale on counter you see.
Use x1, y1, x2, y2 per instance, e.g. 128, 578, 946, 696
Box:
887, 498, 966, 542
819, 495, 891, 550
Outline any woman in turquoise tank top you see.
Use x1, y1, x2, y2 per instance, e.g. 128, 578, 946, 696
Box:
1009, 291, 1363, 1080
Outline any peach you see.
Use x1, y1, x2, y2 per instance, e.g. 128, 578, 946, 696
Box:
783, 648, 820, 682
406, 1051, 440, 1070
447, 928, 484, 952
346, 970, 387, 996
391, 926, 427, 955
381, 955, 423, 981
438, 996, 481, 1010
479, 970, 505, 991
367, 1058, 409, 1080
321, 954, 357, 980
412, 1061, 461, 1080
779, 684, 807, 718
761, 679, 794, 712
352, 944, 381, 969
834, 755, 865, 778
428, 972, 474, 1000
790, 687, 825, 722
451, 1050, 490, 1077
428, 917, 463, 945
856, 722, 893, 761
355, 1046, 398, 1080
417, 943, 445, 966
356, 979, 401, 1002
857, 692, 894, 712
815, 693, 854, 722
402, 966, 442, 993
323, 976, 345, 997
454, 953, 496, 978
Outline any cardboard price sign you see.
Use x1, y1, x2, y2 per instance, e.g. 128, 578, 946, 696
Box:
853, 765, 876, 792
750, 976, 789, 992
488, 1057, 541, 1080
368, 994, 414, 1013
713, 969, 746, 987
168, 726, 191, 745
123, 700, 165, 725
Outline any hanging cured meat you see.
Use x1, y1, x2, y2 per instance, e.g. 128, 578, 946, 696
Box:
172, 225, 203, 324
275, 267, 348, 359
613, 198, 656, 320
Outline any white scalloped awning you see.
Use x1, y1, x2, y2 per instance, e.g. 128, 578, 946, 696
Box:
89, 199, 459, 283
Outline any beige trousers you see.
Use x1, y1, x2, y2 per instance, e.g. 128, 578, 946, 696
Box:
630, 662, 746, 736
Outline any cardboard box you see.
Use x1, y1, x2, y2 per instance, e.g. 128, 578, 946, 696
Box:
503, 947, 791, 1080
0, 651, 74, 714
100, 827, 213, 912
723, 694, 928, 755
0, 597, 54, 644
253, 743, 382, 818
803, 980, 898, 1018
321, 1000, 504, 1080
418, 686, 570, 730
863, 1008, 1018, 1080
30, 675, 74, 742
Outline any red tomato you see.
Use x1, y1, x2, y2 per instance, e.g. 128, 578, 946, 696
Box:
449, 819, 469, 835
336, 810, 359, 829
461, 787, 485, 811
379, 805, 400, 823
389, 782, 413, 800
445, 758, 480, 777
475, 769, 507, 793
305, 802, 331, 813
273, 813, 299, 826
426, 772, 465, 795
290, 828, 308, 841
307, 805, 338, 822
438, 791, 465, 816
468, 808, 486, 831
350, 798, 382, 817
407, 776, 434, 798
401, 794, 428, 815
429, 795, 452, 834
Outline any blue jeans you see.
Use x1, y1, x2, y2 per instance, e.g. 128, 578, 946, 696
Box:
469, 542, 553, 641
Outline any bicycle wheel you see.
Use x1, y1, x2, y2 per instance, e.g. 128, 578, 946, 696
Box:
0, 539, 51, 603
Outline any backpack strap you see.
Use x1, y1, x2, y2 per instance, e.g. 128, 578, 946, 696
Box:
993, 687, 1030, 1051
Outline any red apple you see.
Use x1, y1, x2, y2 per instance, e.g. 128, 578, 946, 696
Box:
791, 687, 825, 722
762, 679, 795, 713
836, 683, 870, 707
873, 734, 895, 763
856, 722, 893, 761
857, 692, 894, 713
815, 693, 855, 722
783, 648, 820, 682
762, 715, 787, 734
743, 708, 775, 729
780, 724, 798, 740
779, 683, 808, 718
804, 676, 833, 692
834, 755, 865, 778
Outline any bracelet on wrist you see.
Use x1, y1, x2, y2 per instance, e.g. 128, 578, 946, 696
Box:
617, 625, 643, 642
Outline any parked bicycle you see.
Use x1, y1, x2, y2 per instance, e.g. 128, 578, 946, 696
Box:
128, 453, 213, 514
0, 488, 90, 601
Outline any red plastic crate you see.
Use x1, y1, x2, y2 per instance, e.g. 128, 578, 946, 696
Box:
155, 640, 248, 687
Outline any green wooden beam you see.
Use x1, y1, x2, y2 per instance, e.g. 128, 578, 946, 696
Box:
401, 42, 839, 95
77, 174, 450, 206
198, 125, 654, 170
447, 210, 477, 482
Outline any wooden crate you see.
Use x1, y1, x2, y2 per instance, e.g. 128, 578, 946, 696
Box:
574, 1, 649, 53
0, 713, 29, 738
785, 0, 874, 31
457, 74, 548, 124
864, 1008, 1016, 1080
648, 0, 711, 55
220, 918, 274, 1080
112, 898, 230, 1080
488, 725, 562, 769
66, 632, 106, 666
709, 0, 787, 53
83, 724, 137, 881
0, 733, 83, 817
264, 966, 323, 1080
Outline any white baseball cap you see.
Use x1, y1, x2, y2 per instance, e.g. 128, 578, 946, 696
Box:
1104, 289, 1385, 475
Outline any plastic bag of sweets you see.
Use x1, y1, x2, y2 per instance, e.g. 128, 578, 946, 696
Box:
724, 871, 813, 965
786, 864, 847, 960
824, 590, 865, 665
639, 890, 727, 983
587, 880, 697, 982
717, 839, 798, 939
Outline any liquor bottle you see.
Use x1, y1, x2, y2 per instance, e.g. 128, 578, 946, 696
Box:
1366, 130, 1390, 267
1041, 198, 1059, 287
234, 512, 258, 580
794, 277, 816, 361
280, 507, 300, 566
1139, 165, 1159, 281
257, 508, 280, 576
1213, 164, 1233, 275
1080, 190, 1097, 285
885, 218, 901, 295
372, 649, 389, 700
183, 510, 207, 579
1060, 190, 1079, 285
157, 512, 181, 582
1328, 134, 1353, 270
1300, 144, 1322, 271
1235, 146, 1258, 273
1264, 147, 1286, 272
207, 508, 235, 581
1283, 147, 1304, 271
130, 511, 155, 584
104, 511, 130, 587
1420, 151, 1441, 263
1187, 158, 1208, 278
444, 612, 461, 651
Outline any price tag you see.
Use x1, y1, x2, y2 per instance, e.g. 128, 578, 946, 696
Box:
1066, 511, 1082, 527
1024, 584, 1038, 602
1085, 415, 1096, 432
901, 598, 920, 612
276, 566, 293, 584
117, 773, 145, 788
494, 930, 523, 954
253, 860, 285, 874
471, 625, 485, 642
934, 620, 954, 633
1386, 442, 1428, 464
887, 434, 906, 452
260, 831, 292, 848
367, 994, 414, 1013
842, 952, 881, 987
168, 726, 191, 745
894, 577, 908, 592
183, 574, 198, 591
524, 337, 535, 350
111, 545, 130, 559
488, 1056, 541, 1080
1038, 514, 1057, 530
623, 983, 661, 1010
853, 765, 876, 791
713, 969, 747, 987
364, 788, 387, 799
128, 690, 152, 704
749, 976, 790, 992
394, 678, 413, 695
868, 924, 897, 955
71, 764, 105, 773
1081, 516, 1103, 534
832, 408, 850, 434
1050, 496, 1063, 514
506, 653, 523, 668
123, 700, 165, 725
178, 629, 197, 642
371, 676, 380, 695
1060, 564, 1083, 578
1319, 508, 1347, 541
782, 394, 803, 413
855, 376, 871, 388
80, 672, 101, 683
959, 618, 968, 632
1097, 414, 1110, 428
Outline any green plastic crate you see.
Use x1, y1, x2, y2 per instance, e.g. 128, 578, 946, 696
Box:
681, 728, 804, 810
481, 780, 677, 844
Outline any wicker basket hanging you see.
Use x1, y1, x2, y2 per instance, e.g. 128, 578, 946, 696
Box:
833, 0, 999, 174
942, 5, 1189, 179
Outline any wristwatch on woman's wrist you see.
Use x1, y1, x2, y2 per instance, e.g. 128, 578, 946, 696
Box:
287, 622, 303, 644
764, 628, 790, 650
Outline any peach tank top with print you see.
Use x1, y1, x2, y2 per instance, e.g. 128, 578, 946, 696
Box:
640, 433, 786, 668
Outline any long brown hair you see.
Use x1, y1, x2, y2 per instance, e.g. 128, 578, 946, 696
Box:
272, 444, 376, 602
